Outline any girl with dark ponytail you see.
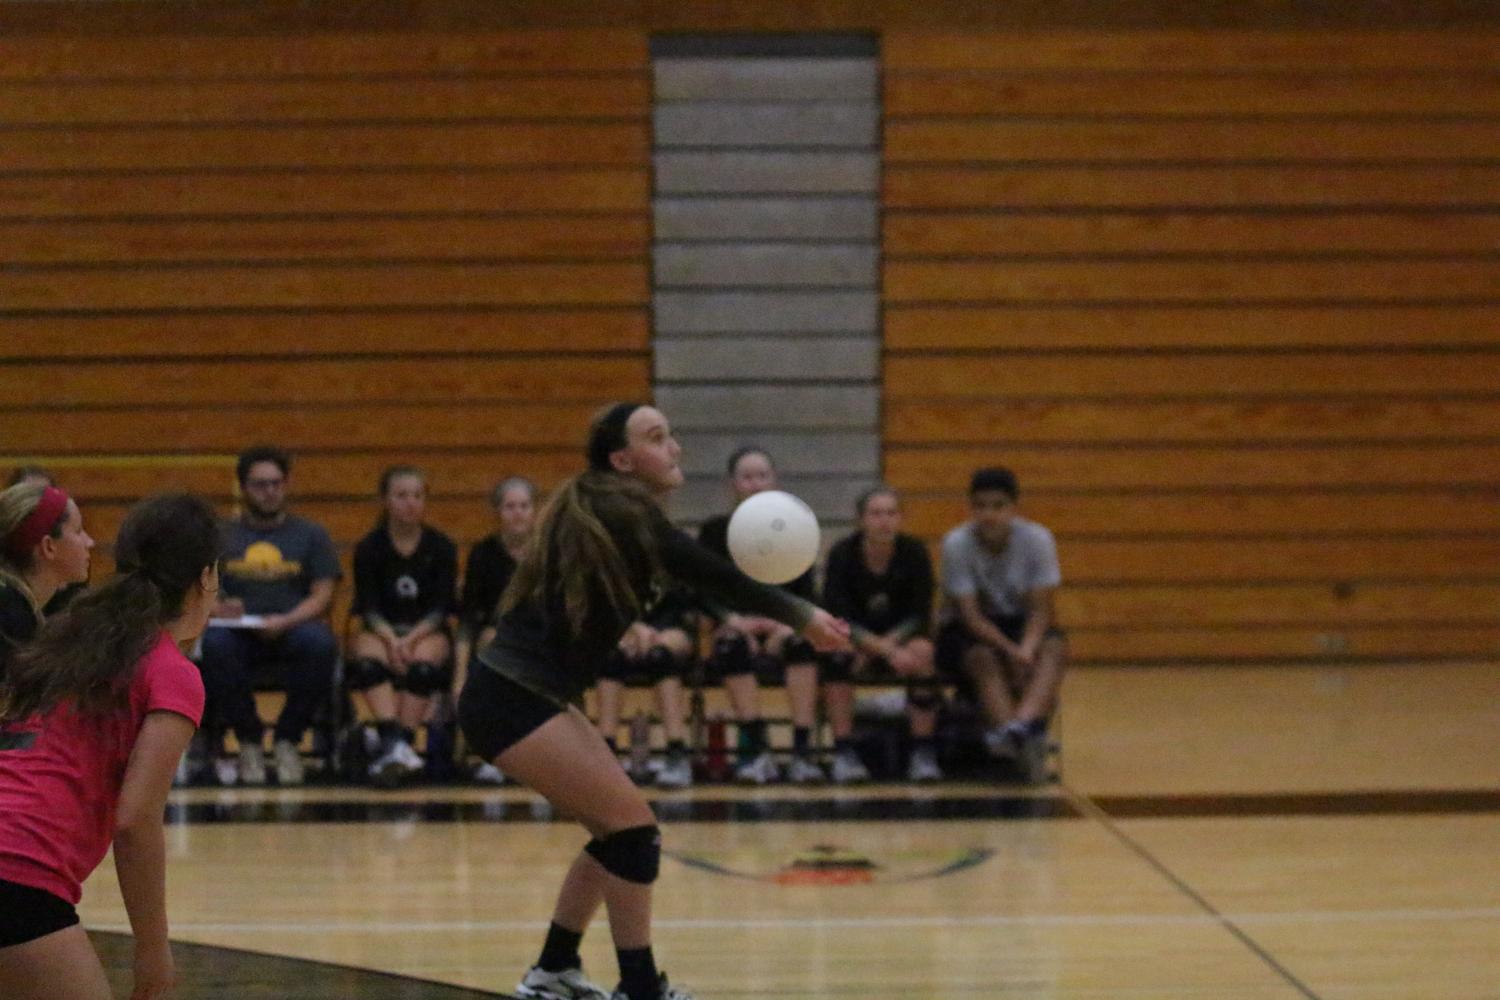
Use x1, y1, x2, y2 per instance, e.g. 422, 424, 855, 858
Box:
458, 403, 850, 1000
0, 493, 220, 1000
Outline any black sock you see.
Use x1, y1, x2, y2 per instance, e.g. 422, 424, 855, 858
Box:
741, 720, 766, 754
666, 739, 688, 758
913, 736, 936, 753
537, 920, 584, 973
401, 726, 416, 745
833, 736, 854, 756
792, 726, 812, 756
617, 946, 659, 1000
376, 720, 402, 751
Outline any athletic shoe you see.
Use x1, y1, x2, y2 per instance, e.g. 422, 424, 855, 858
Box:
907, 745, 943, 783
213, 756, 239, 787
608, 972, 696, 1000
516, 965, 610, 1000
982, 725, 1019, 760
472, 762, 507, 785
654, 753, 693, 789
734, 750, 781, 785
237, 744, 267, 786
829, 750, 870, 785
273, 739, 305, 786
786, 755, 827, 785
393, 738, 426, 773
368, 745, 413, 788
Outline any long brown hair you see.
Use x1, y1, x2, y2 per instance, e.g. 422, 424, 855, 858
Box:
1, 493, 220, 721
501, 471, 663, 636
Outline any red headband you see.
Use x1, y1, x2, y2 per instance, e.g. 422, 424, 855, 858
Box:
6, 486, 70, 560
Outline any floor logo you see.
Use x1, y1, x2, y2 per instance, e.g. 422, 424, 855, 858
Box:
667, 843, 993, 885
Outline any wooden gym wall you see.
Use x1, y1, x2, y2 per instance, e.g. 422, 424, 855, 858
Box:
882, 31, 1500, 662
0, 27, 653, 610
1, 4, 1496, 663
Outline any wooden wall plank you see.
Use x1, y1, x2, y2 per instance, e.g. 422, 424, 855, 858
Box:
883, 165, 1500, 209
884, 211, 1500, 256
4, 403, 607, 453
884, 444, 1500, 491
0, 310, 648, 360
0, 262, 647, 310
887, 399, 1500, 445
885, 119, 1500, 163
0, 169, 650, 219
884, 31, 1500, 72
884, 352, 1500, 398
885, 306, 1500, 350
0, 31, 648, 79
0, 216, 649, 265
1065, 625, 1500, 662
0, 76, 650, 125
883, 259, 1500, 303
885, 72, 1500, 116
1055, 582, 1500, 627
0, 123, 647, 172
2, 358, 649, 408
1053, 538, 1500, 583
901, 492, 1500, 539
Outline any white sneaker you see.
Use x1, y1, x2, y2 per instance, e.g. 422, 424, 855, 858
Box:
734, 750, 780, 785
907, 745, 943, 783
393, 738, 426, 772
516, 964, 610, 1000
237, 744, 267, 786
273, 739, 305, 786
829, 750, 870, 785
368, 744, 413, 787
654, 753, 693, 789
608, 973, 696, 1000
982, 725, 1019, 760
472, 762, 507, 785
786, 755, 827, 784
213, 756, 239, 787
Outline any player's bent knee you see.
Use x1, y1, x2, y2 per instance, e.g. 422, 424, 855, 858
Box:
585, 824, 662, 884
403, 660, 449, 696
345, 657, 390, 692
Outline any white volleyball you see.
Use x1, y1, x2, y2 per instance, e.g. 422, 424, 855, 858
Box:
726, 490, 820, 585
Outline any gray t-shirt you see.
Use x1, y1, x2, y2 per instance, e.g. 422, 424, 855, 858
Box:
220, 514, 342, 615
940, 517, 1061, 621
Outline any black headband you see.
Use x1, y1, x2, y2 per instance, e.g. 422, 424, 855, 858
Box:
586, 402, 643, 472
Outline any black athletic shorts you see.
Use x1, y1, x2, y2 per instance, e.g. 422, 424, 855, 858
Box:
0, 877, 79, 949
457, 664, 565, 762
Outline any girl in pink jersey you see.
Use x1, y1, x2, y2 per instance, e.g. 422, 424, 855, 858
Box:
0, 493, 220, 1000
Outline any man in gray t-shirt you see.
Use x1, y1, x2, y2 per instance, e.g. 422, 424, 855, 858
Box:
936, 467, 1068, 783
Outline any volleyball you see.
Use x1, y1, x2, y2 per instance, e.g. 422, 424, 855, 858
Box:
727, 490, 821, 584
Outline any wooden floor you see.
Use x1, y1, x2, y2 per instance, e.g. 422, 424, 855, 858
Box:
78, 662, 1500, 1000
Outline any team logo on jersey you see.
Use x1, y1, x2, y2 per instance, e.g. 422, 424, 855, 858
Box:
395, 575, 420, 599
667, 843, 992, 886
225, 541, 302, 582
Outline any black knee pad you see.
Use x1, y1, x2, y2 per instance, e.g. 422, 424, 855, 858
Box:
907, 678, 944, 711
345, 657, 389, 692
820, 651, 856, 684
404, 660, 450, 696
585, 824, 661, 884
709, 633, 752, 677
641, 645, 680, 683
782, 636, 816, 665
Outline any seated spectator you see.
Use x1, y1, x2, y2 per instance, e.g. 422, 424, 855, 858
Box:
5, 469, 86, 616
200, 446, 341, 786
1, 483, 95, 674
594, 585, 698, 789
935, 467, 1067, 784
348, 465, 458, 787
453, 476, 537, 784
821, 487, 941, 783
698, 446, 822, 784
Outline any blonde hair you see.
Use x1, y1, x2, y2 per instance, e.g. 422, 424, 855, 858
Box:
0, 483, 47, 614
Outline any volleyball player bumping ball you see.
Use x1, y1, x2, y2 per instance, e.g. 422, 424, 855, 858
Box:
458, 402, 848, 1000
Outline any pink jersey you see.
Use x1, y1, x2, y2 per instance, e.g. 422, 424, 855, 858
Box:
0, 631, 203, 904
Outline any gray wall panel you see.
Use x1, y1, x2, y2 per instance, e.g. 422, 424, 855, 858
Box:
655, 244, 877, 288
655, 291, 877, 334
654, 103, 878, 148
654, 58, 877, 101
656, 385, 878, 430
655, 152, 878, 194
674, 431, 879, 477
656, 337, 878, 381
654, 198, 877, 241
